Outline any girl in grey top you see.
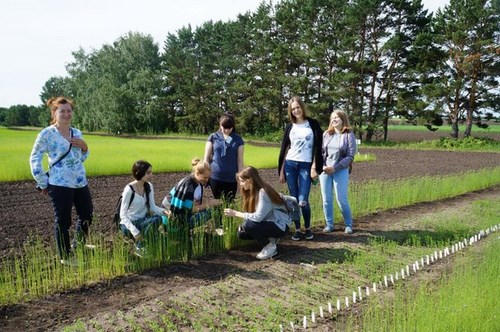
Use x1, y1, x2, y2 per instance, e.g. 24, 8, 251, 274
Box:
224, 166, 291, 260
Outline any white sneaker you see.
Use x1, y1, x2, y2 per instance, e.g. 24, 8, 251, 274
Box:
256, 244, 277, 260
345, 226, 353, 234
60, 257, 79, 267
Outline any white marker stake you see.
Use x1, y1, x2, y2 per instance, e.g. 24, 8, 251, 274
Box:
358, 286, 363, 300
401, 268, 405, 279
280, 324, 284, 332
434, 251, 438, 260
431, 255, 434, 263
366, 286, 370, 297
353, 291, 357, 304
319, 306, 324, 318
328, 302, 332, 314
384, 275, 388, 287
345, 297, 349, 308
426, 255, 430, 265
373, 282, 377, 293
290, 322, 295, 331
439, 250, 443, 259
421, 257, 425, 266
390, 274, 394, 285
406, 265, 410, 275
395, 271, 399, 281
311, 311, 315, 323
303, 316, 307, 329
416, 261, 420, 270
337, 299, 341, 311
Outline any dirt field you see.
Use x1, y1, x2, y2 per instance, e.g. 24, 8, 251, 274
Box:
0, 130, 499, 331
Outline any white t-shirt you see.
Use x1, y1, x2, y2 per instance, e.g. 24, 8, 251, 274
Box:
286, 121, 314, 163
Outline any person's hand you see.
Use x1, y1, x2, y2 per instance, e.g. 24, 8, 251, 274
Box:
164, 209, 172, 218
323, 166, 334, 174
70, 138, 88, 152
311, 168, 318, 180
224, 208, 236, 217
279, 173, 286, 184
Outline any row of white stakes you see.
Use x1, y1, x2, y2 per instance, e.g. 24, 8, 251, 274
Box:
280, 223, 500, 331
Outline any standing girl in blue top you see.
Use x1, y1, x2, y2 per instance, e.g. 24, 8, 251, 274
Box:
319, 109, 357, 234
204, 112, 244, 201
278, 96, 323, 241
30, 97, 93, 266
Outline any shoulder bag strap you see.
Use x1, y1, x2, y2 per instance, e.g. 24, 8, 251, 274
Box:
49, 129, 73, 169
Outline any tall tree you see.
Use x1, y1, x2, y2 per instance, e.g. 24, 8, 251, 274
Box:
431, 0, 500, 138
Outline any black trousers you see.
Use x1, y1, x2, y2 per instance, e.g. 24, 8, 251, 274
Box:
209, 178, 237, 201
48, 185, 93, 259
238, 220, 287, 246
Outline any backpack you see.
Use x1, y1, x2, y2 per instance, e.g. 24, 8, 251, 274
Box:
113, 183, 151, 227
279, 194, 301, 224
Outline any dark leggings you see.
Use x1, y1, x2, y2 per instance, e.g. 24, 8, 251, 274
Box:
48, 185, 93, 259
238, 220, 287, 246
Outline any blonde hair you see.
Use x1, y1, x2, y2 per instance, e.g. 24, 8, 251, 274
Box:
237, 166, 283, 212
47, 96, 74, 125
326, 109, 352, 134
191, 158, 211, 176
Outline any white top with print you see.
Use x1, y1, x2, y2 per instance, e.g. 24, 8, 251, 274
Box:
30, 125, 89, 189
286, 121, 314, 163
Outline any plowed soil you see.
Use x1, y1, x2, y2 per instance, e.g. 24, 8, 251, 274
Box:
0, 130, 499, 331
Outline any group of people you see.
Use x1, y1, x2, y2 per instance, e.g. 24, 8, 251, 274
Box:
30, 96, 357, 264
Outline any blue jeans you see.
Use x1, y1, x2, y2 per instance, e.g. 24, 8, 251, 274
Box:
319, 168, 352, 228
284, 160, 312, 229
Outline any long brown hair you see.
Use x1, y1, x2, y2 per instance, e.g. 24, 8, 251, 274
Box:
326, 109, 352, 134
237, 166, 284, 212
287, 96, 307, 123
47, 96, 74, 125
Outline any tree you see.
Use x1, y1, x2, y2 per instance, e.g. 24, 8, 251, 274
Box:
430, 0, 500, 138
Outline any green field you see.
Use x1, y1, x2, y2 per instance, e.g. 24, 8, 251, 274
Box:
0, 127, 281, 182
0, 127, 377, 182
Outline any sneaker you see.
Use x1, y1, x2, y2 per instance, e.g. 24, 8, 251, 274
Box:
60, 257, 79, 267
304, 229, 314, 240
291, 230, 302, 241
345, 226, 353, 234
256, 244, 277, 260
323, 225, 334, 233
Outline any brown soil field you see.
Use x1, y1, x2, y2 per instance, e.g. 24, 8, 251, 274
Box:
0, 130, 499, 331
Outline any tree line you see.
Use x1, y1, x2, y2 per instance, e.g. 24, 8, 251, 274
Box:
1, 0, 498, 141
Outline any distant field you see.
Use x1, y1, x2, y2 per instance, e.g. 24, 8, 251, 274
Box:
0, 127, 280, 182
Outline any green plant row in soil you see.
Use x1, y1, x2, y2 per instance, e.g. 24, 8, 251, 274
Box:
0, 168, 498, 306
63, 196, 499, 331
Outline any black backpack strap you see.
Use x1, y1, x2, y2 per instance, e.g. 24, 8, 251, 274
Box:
144, 182, 151, 211
128, 184, 135, 207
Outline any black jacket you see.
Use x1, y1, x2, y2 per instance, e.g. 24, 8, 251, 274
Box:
278, 117, 323, 178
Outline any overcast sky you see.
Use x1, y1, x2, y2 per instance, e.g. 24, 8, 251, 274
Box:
0, 0, 449, 107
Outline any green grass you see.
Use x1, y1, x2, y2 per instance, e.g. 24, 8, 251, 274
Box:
0, 167, 498, 306
0, 127, 375, 182
0, 127, 280, 182
351, 226, 499, 332
58, 194, 500, 331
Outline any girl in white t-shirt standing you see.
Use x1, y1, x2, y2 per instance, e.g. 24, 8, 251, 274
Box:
278, 96, 323, 241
